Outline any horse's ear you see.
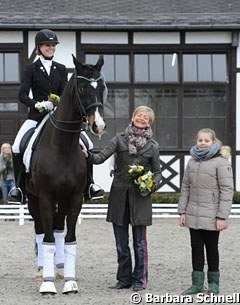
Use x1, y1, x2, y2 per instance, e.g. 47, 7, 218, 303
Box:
94, 55, 104, 72
72, 54, 80, 67
72, 54, 77, 65
72, 54, 85, 73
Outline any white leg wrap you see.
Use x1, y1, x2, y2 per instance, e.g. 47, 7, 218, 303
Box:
35, 233, 44, 269
64, 243, 77, 281
54, 230, 65, 268
42, 243, 56, 281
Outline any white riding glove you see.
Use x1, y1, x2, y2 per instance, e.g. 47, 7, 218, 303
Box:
35, 101, 54, 113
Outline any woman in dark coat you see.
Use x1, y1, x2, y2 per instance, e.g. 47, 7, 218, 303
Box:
90, 105, 161, 291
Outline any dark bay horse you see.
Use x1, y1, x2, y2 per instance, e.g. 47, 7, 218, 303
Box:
26, 55, 106, 294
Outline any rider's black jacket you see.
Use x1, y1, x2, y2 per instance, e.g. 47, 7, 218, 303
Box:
18, 58, 68, 122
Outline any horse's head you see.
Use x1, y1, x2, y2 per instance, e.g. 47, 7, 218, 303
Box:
72, 55, 106, 136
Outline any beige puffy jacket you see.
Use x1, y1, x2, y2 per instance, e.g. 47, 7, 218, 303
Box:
178, 146, 234, 230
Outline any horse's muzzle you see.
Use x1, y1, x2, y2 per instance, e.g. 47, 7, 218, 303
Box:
92, 121, 106, 136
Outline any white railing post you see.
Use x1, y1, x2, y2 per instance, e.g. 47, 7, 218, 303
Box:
19, 205, 25, 226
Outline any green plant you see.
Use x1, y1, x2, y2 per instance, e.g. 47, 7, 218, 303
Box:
233, 192, 240, 204
85, 192, 180, 204
151, 192, 180, 203
86, 191, 240, 204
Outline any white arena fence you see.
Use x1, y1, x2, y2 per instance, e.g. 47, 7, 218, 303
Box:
1, 203, 240, 225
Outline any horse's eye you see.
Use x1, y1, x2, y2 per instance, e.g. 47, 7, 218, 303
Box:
78, 87, 84, 93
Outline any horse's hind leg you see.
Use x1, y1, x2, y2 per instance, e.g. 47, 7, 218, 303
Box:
37, 196, 57, 294
27, 192, 45, 281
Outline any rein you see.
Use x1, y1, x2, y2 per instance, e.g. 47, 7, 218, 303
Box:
49, 113, 85, 133
49, 73, 104, 133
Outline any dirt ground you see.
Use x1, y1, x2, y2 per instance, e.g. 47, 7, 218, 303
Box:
0, 218, 239, 305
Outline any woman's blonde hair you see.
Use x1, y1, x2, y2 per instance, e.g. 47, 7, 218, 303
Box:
197, 128, 221, 145
1, 143, 12, 154
132, 106, 155, 125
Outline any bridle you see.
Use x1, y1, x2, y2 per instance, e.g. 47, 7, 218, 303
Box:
76, 75, 104, 112
49, 73, 104, 133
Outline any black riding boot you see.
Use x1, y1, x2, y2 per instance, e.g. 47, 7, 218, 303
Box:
84, 162, 104, 201
8, 153, 25, 203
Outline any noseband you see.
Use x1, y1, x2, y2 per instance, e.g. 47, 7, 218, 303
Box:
49, 74, 104, 133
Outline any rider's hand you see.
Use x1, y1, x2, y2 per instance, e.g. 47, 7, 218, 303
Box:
35, 101, 54, 112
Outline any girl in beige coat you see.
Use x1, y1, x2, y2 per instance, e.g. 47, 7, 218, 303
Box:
178, 128, 234, 295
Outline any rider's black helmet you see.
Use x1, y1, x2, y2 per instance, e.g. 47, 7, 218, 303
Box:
35, 29, 59, 46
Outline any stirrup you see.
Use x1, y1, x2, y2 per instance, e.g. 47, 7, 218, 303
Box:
8, 187, 24, 204
88, 183, 104, 200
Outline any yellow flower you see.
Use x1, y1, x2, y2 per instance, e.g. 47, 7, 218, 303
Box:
48, 93, 60, 104
127, 165, 156, 196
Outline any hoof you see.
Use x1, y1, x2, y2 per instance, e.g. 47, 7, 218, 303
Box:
62, 280, 78, 294
39, 281, 57, 294
56, 267, 64, 280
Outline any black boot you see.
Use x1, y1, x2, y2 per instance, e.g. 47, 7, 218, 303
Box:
84, 162, 104, 201
8, 153, 25, 204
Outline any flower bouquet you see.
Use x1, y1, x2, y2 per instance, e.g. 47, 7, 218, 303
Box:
48, 93, 60, 105
127, 164, 156, 197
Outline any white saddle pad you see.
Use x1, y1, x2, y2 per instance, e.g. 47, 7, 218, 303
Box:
23, 114, 50, 172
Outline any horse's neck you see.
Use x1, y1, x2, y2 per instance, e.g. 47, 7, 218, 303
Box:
48, 107, 81, 147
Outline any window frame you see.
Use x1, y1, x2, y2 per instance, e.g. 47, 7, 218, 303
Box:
0, 44, 22, 84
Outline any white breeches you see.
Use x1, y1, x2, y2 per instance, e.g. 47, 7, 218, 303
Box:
12, 119, 38, 153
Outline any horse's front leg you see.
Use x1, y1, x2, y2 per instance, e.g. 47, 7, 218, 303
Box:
62, 196, 83, 294
38, 196, 57, 295
53, 202, 67, 280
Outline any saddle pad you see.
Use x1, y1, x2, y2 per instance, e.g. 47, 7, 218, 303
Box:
23, 114, 50, 172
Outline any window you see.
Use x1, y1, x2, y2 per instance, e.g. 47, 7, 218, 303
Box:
85, 54, 129, 82
134, 54, 178, 82
84, 51, 230, 151
183, 54, 227, 82
0, 52, 20, 82
182, 88, 227, 147
134, 88, 178, 148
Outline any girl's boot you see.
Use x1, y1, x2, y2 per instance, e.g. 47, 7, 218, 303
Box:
183, 271, 204, 295
207, 271, 220, 294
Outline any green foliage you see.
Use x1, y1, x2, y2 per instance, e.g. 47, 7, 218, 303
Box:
151, 192, 180, 203
233, 192, 240, 204
85, 192, 180, 204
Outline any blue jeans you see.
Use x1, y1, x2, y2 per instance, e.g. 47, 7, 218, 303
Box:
2, 179, 15, 204
112, 202, 148, 288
